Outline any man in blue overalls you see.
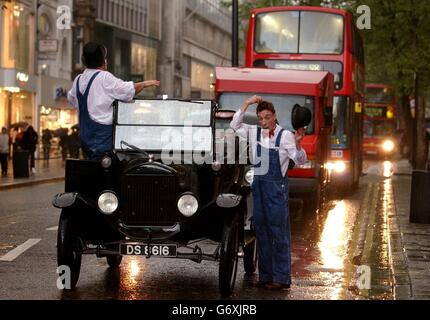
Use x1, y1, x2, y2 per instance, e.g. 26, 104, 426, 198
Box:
230, 95, 307, 290
68, 42, 160, 160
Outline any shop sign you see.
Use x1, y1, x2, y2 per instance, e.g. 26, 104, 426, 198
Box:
39, 40, 58, 53
54, 87, 68, 100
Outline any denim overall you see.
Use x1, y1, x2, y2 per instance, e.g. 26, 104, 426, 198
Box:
252, 127, 292, 285
76, 72, 113, 161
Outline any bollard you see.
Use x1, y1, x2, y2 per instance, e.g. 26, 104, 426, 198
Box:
409, 170, 430, 224
12, 150, 29, 178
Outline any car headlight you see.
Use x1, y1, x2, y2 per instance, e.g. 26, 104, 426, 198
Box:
211, 161, 222, 172
101, 156, 112, 169
245, 168, 254, 185
382, 140, 395, 152
97, 191, 119, 215
177, 194, 199, 217
327, 161, 346, 173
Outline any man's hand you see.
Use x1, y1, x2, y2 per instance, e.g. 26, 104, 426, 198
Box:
295, 127, 306, 150
240, 95, 262, 112
134, 80, 160, 95
143, 80, 160, 88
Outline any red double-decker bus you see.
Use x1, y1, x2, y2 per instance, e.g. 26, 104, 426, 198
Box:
245, 6, 365, 193
363, 84, 397, 157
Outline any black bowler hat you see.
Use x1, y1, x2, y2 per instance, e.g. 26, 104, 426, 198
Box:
291, 104, 312, 130
81, 42, 107, 68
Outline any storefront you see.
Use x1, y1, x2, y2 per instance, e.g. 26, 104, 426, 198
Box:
0, 0, 37, 130
38, 75, 76, 132
0, 68, 37, 130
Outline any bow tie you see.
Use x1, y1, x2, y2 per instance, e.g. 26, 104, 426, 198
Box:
269, 129, 275, 138
263, 129, 276, 139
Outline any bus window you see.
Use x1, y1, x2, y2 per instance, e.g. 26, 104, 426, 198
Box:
331, 96, 350, 148
300, 12, 344, 54
255, 11, 299, 53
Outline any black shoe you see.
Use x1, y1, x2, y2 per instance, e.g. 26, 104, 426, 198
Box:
256, 280, 271, 287
264, 282, 291, 290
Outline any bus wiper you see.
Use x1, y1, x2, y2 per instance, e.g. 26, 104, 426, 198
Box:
120, 141, 150, 158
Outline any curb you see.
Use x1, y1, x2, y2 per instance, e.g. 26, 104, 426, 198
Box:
0, 177, 65, 191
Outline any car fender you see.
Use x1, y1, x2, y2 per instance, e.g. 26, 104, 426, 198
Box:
52, 192, 96, 210
216, 194, 242, 208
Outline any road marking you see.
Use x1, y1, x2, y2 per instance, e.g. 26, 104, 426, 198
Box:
0, 239, 42, 262
46, 226, 58, 231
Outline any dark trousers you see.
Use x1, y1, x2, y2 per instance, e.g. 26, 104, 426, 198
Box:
0, 153, 8, 175
28, 150, 35, 169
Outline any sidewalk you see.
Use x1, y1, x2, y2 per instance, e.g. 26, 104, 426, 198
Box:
0, 157, 65, 191
391, 159, 430, 299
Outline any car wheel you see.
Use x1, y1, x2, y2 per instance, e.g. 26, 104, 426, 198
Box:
243, 239, 257, 275
219, 212, 240, 298
57, 209, 82, 289
106, 255, 122, 268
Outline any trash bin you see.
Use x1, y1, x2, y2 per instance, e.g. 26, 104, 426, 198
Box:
410, 170, 430, 224
13, 150, 29, 178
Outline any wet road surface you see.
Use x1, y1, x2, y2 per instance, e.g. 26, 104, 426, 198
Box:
0, 159, 397, 300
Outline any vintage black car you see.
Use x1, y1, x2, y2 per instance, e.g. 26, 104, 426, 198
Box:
52, 99, 256, 298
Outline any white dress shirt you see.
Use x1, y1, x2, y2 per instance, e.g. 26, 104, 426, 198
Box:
230, 110, 307, 177
68, 69, 135, 125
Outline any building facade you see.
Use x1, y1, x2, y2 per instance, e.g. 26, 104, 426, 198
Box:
37, 0, 75, 135
160, 0, 233, 99
72, 0, 233, 100
0, 0, 38, 132
72, 0, 162, 97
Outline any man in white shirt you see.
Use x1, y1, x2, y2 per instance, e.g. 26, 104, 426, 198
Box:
230, 95, 307, 291
68, 42, 160, 160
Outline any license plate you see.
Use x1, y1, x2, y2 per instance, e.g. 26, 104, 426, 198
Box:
331, 150, 343, 158
120, 243, 177, 257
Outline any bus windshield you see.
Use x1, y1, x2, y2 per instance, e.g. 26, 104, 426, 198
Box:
218, 93, 315, 134
364, 119, 394, 138
255, 11, 344, 54
365, 87, 394, 104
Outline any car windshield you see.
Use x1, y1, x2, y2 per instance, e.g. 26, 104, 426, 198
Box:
115, 100, 213, 152
218, 93, 315, 134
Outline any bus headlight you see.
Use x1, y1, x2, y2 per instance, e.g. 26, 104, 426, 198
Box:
98, 191, 119, 215
327, 161, 347, 173
177, 193, 199, 217
382, 140, 395, 152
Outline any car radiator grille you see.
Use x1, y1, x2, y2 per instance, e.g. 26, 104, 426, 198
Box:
120, 174, 179, 226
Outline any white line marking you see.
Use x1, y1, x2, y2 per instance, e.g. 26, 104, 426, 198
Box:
46, 226, 58, 231
0, 239, 42, 262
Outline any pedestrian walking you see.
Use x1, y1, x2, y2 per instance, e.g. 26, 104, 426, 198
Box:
42, 129, 53, 166
21, 125, 38, 174
230, 95, 309, 290
67, 42, 160, 161
0, 126, 10, 176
